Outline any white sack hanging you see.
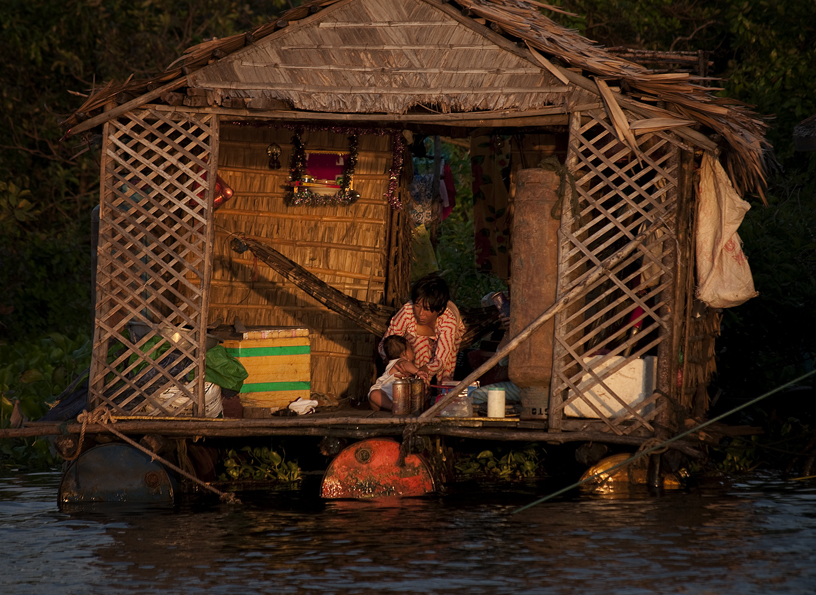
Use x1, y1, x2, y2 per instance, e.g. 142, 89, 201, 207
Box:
695, 152, 759, 308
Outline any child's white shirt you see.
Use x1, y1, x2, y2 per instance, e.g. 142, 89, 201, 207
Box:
368, 358, 405, 398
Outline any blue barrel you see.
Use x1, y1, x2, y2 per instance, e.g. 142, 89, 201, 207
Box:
59, 443, 176, 505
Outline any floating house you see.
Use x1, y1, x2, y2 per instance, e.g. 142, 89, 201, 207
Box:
55, 0, 770, 497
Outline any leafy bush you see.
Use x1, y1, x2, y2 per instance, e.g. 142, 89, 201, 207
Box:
431, 140, 508, 308
0, 332, 91, 421
0, 332, 91, 469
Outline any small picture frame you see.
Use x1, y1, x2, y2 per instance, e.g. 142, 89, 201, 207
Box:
292, 150, 352, 196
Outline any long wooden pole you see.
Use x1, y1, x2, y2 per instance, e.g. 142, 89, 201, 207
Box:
420, 216, 671, 419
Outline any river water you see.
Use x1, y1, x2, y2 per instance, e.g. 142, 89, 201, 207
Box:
2, 470, 815, 595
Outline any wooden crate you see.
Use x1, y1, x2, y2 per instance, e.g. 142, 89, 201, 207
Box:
222, 327, 310, 409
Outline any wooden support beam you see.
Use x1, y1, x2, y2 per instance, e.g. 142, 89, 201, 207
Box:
148, 103, 573, 127
65, 77, 188, 137
162, 91, 185, 106
1, 420, 703, 456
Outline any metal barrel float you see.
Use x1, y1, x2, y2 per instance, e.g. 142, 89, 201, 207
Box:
59, 443, 176, 505
320, 438, 435, 499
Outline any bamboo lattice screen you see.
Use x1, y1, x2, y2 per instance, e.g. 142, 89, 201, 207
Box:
550, 110, 683, 435
89, 110, 218, 417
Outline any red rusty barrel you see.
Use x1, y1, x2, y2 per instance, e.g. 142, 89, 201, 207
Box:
320, 438, 435, 499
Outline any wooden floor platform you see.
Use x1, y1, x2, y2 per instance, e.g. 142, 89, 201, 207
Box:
7, 405, 716, 457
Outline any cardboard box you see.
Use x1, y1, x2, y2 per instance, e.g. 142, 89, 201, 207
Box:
222, 327, 310, 410
564, 355, 656, 418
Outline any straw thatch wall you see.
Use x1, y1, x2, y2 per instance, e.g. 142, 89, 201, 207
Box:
208, 124, 394, 399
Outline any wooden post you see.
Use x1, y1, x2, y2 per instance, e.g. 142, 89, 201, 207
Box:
88, 122, 112, 410
549, 111, 582, 431
650, 144, 684, 484
508, 168, 561, 420
198, 115, 220, 416
671, 149, 696, 409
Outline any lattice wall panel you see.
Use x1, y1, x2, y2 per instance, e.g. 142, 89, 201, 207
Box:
89, 110, 218, 416
551, 110, 682, 435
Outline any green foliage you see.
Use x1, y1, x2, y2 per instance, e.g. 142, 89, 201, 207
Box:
455, 444, 543, 480
433, 140, 508, 308
707, 414, 815, 476
0, 225, 93, 338
0, 179, 38, 237
550, 1, 724, 52
0, 438, 58, 470
0, 332, 91, 420
436, 215, 508, 309
723, 0, 816, 159
0, 1, 298, 340
0, 332, 91, 468
712, 434, 761, 473
218, 445, 301, 482
714, 177, 816, 397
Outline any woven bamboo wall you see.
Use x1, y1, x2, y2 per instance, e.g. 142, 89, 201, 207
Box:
90, 111, 217, 416
209, 123, 393, 399
550, 110, 685, 435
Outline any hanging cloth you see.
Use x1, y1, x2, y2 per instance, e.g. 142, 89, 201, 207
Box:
440, 162, 456, 221
695, 152, 758, 308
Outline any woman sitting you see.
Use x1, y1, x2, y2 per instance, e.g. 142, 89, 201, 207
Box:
377, 275, 465, 389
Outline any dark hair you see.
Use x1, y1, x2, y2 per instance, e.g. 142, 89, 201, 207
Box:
410, 275, 449, 314
383, 335, 409, 360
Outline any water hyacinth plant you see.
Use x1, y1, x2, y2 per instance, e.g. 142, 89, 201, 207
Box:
218, 445, 301, 483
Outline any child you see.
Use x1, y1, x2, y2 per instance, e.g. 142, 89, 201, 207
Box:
368, 335, 426, 411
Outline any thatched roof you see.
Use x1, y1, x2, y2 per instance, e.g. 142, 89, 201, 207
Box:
64, 0, 772, 197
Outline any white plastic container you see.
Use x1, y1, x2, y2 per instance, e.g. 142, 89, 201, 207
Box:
564, 355, 657, 418
487, 387, 506, 418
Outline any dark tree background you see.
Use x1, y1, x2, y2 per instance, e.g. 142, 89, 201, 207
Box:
1, 0, 814, 401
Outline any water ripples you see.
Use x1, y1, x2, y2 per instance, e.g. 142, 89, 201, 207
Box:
1, 471, 815, 594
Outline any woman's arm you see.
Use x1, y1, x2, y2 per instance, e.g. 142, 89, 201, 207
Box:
378, 303, 414, 361
424, 305, 464, 379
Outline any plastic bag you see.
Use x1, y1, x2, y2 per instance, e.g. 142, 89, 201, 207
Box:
205, 345, 249, 392
695, 153, 758, 308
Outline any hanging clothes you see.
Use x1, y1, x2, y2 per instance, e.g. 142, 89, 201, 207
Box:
440, 162, 456, 221
409, 172, 437, 227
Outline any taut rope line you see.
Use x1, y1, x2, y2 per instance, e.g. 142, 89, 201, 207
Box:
513, 368, 816, 514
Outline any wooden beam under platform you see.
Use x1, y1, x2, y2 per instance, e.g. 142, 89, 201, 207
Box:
7, 414, 710, 457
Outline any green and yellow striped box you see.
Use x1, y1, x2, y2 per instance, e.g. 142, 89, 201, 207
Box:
223, 328, 310, 409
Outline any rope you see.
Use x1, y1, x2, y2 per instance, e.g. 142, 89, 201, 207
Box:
539, 155, 578, 220
398, 423, 420, 468
513, 367, 816, 514
61, 407, 112, 461
637, 437, 669, 455
62, 406, 241, 505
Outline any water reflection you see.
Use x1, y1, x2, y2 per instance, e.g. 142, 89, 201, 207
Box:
1, 471, 815, 594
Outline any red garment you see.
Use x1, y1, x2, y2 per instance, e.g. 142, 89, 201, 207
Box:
379, 301, 465, 379
440, 163, 456, 221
